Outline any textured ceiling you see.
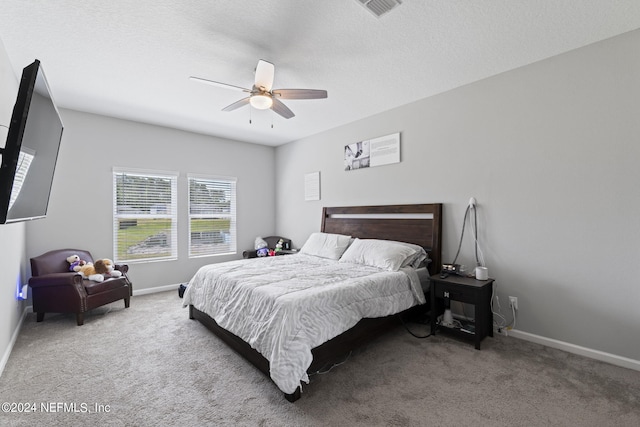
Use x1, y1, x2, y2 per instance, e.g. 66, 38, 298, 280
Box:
1, 1, 639, 146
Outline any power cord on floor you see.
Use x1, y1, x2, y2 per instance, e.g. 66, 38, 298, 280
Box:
308, 351, 353, 376
397, 313, 432, 339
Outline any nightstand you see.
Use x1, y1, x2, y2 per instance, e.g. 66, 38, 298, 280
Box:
430, 274, 494, 350
276, 249, 298, 255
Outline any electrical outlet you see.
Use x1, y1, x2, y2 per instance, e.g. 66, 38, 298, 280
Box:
509, 296, 518, 310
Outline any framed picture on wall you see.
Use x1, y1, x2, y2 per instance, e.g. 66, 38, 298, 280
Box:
344, 132, 400, 171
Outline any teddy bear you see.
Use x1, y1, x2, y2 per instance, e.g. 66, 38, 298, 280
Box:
66, 254, 89, 272
78, 259, 122, 282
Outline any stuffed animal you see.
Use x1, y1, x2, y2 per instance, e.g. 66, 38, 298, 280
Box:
78, 259, 122, 282
255, 237, 269, 257
256, 247, 269, 257
275, 239, 284, 253
66, 254, 89, 272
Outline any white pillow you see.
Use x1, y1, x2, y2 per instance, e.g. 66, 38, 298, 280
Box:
394, 241, 429, 268
339, 238, 426, 271
299, 232, 353, 260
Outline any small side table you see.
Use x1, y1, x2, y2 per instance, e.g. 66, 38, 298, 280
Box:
276, 249, 298, 255
430, 274, 495, 350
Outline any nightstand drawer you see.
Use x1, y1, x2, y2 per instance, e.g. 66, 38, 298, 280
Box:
434, 283, 476, 304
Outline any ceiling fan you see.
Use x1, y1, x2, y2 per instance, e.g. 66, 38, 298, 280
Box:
190, 60, 327, 119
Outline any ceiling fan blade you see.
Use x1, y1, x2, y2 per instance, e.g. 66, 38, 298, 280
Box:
271, 98, 295, 119
272, 89, 328, 100
222, 97, 251, 112
189, 76, 250, 93
254, 60, 275, 91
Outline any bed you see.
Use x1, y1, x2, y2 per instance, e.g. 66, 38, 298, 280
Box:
184, 203, 442, 402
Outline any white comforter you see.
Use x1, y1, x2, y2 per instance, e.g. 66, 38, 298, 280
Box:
183, 253, 425, 394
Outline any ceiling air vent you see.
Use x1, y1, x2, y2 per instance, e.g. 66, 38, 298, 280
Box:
356, 0, 403, 18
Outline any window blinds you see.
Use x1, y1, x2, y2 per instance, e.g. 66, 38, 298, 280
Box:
113, 168, 178, 263
188, 175, 237, 257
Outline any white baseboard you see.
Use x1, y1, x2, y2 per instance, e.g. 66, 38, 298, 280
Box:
132, 283, 180, 296
509, 329, 640, 372
0, 305, 30, 378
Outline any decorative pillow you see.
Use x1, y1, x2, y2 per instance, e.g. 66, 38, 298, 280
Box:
299, 232, 353, 260
339, 238, 427, 271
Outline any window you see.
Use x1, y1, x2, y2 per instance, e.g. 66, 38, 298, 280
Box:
188, 174, 236, 257
113, 168, 178, 263
8, 147, 35, 210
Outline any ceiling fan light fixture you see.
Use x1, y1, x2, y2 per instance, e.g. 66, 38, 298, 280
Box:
192, 59, 327, 119
250, 94, 273, 110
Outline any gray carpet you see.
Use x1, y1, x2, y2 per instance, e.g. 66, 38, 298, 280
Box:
1, 290, 638, 426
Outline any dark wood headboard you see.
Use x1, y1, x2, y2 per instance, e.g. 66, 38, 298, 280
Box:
321, 203, 442, 275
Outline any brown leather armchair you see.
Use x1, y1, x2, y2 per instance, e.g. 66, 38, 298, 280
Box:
29, 249, 132, 326
242, 236, 292, 258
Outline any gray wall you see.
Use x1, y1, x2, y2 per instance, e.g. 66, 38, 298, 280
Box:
275, 29, 640, 361
0, 38, 28, 373
25, 110, 277, 292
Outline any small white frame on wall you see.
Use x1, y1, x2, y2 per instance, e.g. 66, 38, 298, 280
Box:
304, 171, 320, 201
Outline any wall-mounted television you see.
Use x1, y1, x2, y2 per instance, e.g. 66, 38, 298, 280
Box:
0, 59, 63, 224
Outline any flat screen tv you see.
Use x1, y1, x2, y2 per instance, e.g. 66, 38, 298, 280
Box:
0, 59, 63, 224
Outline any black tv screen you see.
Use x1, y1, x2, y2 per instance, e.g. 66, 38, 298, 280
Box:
0, 59, 63, 224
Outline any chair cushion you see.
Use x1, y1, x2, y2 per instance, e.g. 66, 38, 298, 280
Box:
84, 278, 127, 295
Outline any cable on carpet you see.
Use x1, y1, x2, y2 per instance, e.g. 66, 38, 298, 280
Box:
308, 351, 353, 376
397, 313, 432, 339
